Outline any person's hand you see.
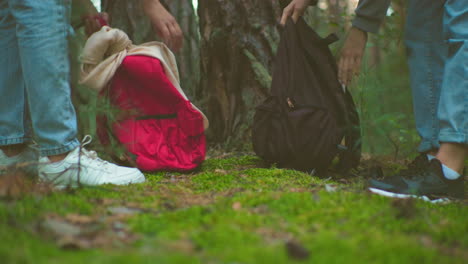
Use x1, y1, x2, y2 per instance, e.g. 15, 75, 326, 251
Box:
280, 0, 312, 25
338, 27, 368, 86
143, 0, 183, 52
83, 12, 109, 36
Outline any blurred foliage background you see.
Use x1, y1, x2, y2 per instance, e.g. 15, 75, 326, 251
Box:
72, 0, 419, 160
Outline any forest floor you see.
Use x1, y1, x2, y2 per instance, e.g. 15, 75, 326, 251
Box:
0, 152, 467, 263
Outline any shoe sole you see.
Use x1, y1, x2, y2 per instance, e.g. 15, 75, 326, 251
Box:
39, 175, 145, 190
368, 188, 450, 204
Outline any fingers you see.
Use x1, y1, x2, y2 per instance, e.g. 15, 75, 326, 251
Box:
338, 27, 368, 86
101, 12, 110, 24
83, 13, 109, 37
145, 2, 183, 52
281, 4, 302, 25
281, 0, 311, 25
157, 23, 172, 46
338, 54, 362, 86
291, 10, 300, 23
84, 17, 92, 36
95, 12, 109, 27
344, 57, 353, 86
345, 56, 353, 86
167, 22, 183, 52
154, 19, 183, 52
338, 51, 352, 86
339, 56, 349, 86
354, 55, 363, 80
291, 7, 304, 23
280, 4, 294, 26
338, 57, 345, 86
84, 17, 99, 36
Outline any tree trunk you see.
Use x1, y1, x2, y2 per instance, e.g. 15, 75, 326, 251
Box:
102, 0, 200, 99
163, 1, 201, 100
198, 0, 281, 145
102, 0, 153, 44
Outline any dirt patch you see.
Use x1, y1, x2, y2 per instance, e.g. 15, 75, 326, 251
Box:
38, 211, 139, 250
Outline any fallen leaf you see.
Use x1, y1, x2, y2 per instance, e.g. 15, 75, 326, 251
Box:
33, 182, 54, 196
126, 202, 144, 208
311, 192, 320, 202
325, 184, 337, 193
40, 213, 138, 250
289, 187, 307, 192
166, 239, 197, 254
65, 214, 95, 225
41, 217, 82, 237
57, 236, 91, 250
0, 169, 33, 199
256, 228, 293, 243
285, 240, 310, 260
113, 221, 126, 231
251, 204, 269, 214
108, 206, 143, 216
94, 198, 117, 206
170, 175, 177, 182
420, 235, 434, 248
391, 199, 416, 219
214, 169, 228, 175
232, 202, 242, 211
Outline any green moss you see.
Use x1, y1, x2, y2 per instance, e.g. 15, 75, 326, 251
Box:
1, 155, 466, 263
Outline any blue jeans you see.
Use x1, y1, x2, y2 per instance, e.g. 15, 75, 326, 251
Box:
0, 0, 79, 156
405, 0, 468, 153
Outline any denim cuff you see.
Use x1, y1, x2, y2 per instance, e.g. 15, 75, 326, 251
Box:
417, 140, 440, 153
352, 17, 380, 34
0, 136, 32, 146
439, 132, 468, 146
39, 138, 80, 157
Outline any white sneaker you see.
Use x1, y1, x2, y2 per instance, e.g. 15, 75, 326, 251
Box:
0, 146, 38, 175
38, 136, 145, 188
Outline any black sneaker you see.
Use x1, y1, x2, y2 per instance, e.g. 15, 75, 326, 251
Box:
369, 159, 465, 201
369, 153, 429, 181
398, 154, 430, 178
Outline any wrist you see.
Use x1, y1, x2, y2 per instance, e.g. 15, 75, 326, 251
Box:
351, 26, 367, 34
142, 0, 162, 17
351, 26, 368, 39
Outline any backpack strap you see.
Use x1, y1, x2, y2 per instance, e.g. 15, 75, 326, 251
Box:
336, 89, 362, 172
323, 34, 339, 46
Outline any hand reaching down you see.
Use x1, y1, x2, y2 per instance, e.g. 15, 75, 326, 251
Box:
280, 0, 312, 25
338, 27, 368, 86
143, 0, 183, 52
83, 12, 109, 36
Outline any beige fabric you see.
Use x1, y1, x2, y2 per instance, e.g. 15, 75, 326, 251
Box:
79, 26, 209, 130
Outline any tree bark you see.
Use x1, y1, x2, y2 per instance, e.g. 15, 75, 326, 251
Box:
102, 0, 200, 99
198, 0, 281, 144
163, 1, 201, 99
102, 0, 153, 44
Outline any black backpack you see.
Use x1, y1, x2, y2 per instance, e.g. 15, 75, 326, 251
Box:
252, 18, 361, 175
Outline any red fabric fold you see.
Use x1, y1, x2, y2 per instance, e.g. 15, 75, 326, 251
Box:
98, 55, 206, 171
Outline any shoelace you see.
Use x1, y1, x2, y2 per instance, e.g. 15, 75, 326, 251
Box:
78, 135, 112, 169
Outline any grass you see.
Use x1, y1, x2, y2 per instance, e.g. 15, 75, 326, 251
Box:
0, 154, 467, 264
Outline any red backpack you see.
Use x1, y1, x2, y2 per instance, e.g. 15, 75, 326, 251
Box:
97, 55, 206, 172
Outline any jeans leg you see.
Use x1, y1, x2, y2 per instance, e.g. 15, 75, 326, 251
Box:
438, 0, 468, 145
404, 0, 447, 153
0, 1, 31, 146
9, 0, 79, 156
